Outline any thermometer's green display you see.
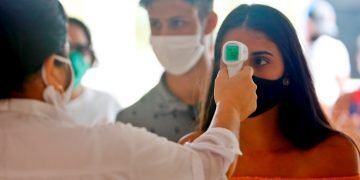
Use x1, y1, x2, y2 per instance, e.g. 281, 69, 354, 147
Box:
225, 44, 239, 62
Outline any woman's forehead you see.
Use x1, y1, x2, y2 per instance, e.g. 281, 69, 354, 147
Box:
222, 27, 279, 55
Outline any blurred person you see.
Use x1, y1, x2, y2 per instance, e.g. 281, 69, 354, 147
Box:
0, 0, 259, 179
332, 35, 360, 147
66, 18, 121, 126
180, 4, 359, 179
304, 0, 351, 117
117, 0, 218, 142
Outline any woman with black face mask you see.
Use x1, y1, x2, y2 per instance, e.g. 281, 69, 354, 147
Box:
180, 4, 359, 179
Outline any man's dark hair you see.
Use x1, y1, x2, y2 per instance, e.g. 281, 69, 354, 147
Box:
139, 0, 214, 20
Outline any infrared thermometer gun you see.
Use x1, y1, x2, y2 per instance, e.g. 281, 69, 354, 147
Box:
222, 41, 249, 78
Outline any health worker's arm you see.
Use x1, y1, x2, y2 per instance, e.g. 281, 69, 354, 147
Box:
128, 66, 257, 180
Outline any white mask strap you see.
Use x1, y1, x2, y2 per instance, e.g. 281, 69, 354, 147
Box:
41, 55, 71, 86
54, 55, 70, 64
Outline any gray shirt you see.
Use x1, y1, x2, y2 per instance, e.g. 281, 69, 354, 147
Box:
117, 75, 198, 142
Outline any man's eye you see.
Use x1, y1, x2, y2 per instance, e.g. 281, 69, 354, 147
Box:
169, 19, 185, 29
150, 20, 161, 29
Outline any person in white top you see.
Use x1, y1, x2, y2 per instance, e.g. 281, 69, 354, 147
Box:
67, 18, 121, 126
0, 0, 257, 179
304, 0, 351, 117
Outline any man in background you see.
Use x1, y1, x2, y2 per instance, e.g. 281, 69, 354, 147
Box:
117, 0, 218, 142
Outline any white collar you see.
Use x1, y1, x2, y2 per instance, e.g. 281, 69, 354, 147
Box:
0, 98, 73, 123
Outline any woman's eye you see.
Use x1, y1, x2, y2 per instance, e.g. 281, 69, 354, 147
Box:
254, 57, 269, 66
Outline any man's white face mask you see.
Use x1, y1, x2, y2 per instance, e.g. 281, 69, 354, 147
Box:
41, 55, 74, 109
150, 33, 210, 76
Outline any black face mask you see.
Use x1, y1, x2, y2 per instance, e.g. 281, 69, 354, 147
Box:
249, 76, 288, 118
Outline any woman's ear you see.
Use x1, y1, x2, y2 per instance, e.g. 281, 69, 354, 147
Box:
282, 74, 290, 86
204, 12, 218, 35
43, 55, 65, 93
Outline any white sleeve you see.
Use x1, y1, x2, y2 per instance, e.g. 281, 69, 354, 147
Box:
128, 125, 240, 180
185, 128, 242, 180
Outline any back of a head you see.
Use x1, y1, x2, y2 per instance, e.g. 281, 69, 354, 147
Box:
0, 0, 67, 99
307, 0, 338, 37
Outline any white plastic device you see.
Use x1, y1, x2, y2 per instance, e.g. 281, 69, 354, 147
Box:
222, 41, 249, 77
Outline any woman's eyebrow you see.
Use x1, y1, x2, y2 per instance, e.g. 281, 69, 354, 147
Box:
251, 51, 274, 57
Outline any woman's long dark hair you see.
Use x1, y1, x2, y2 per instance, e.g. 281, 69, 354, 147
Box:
200, 4, 336, 150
